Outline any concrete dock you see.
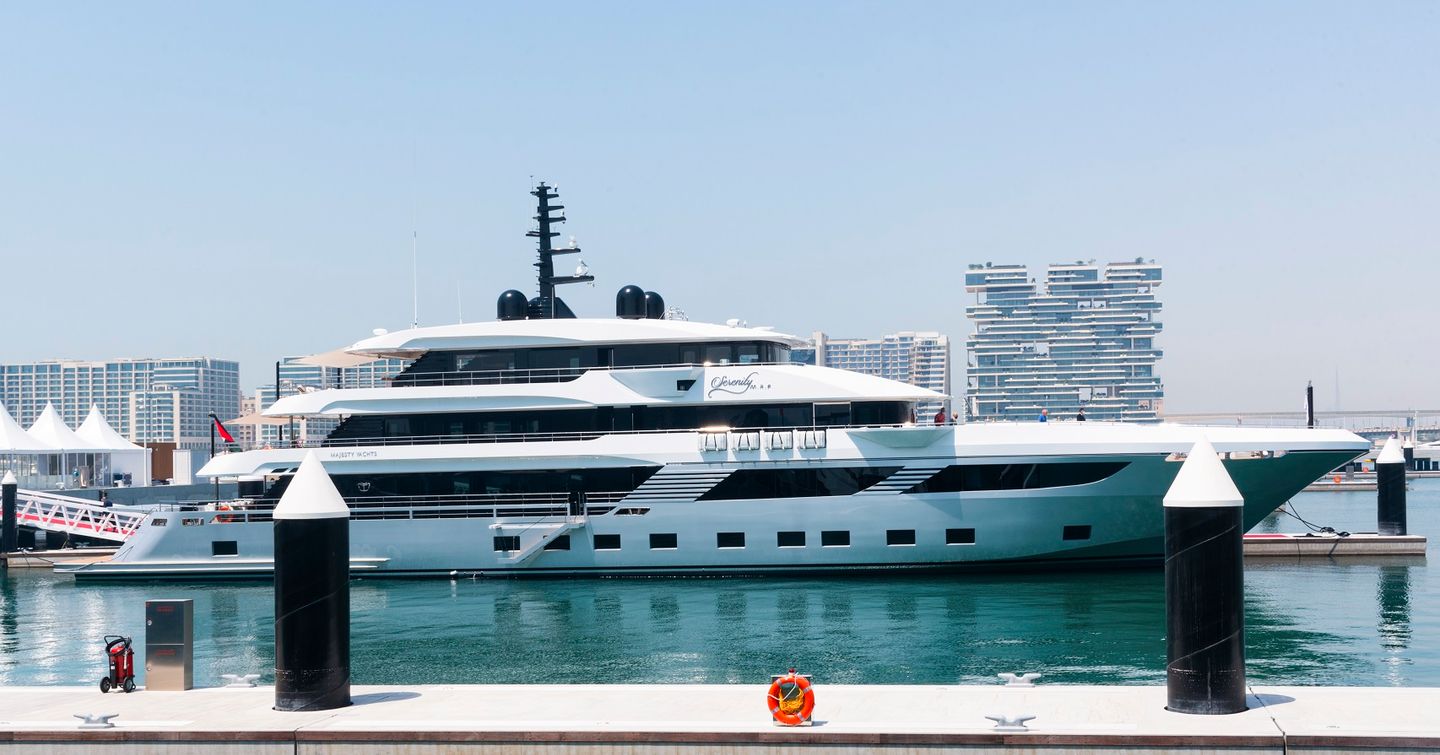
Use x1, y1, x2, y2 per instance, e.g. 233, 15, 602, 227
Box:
1244, 532, 1428, 557
0, 547, 117, 569
2, 683, 1439, 753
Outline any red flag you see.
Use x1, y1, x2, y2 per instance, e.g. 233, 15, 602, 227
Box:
213, 417, 236, 444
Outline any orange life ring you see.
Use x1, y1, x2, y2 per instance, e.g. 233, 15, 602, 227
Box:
767, 669, 815, 726
1332, 475, 1342, 484
214, 504, 235, 523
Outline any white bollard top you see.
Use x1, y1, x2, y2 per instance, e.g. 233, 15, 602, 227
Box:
1376, 436, 1405, 465
1, 470, 15, 486
1163, 438, 1244, 508
273, 451, 350, 520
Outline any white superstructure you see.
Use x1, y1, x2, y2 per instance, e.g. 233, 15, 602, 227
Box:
65, 186, 1368, 580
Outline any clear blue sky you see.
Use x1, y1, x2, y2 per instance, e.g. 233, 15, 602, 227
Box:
2, 1, 1436, 412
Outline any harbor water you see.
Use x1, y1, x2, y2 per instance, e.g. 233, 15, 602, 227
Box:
1, 481, 1434, 688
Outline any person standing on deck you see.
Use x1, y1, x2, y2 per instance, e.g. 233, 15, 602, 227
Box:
1076, 408, 1087, 422
1038, 409, 1049, 422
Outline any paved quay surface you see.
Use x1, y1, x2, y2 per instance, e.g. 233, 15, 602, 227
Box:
2, 683, 1439, 753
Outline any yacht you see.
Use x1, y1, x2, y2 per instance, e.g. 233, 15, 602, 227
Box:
66, 185, 1370, 579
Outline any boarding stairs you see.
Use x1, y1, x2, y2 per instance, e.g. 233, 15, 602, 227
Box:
10, 489, 146, 544
492, 514, 590, 565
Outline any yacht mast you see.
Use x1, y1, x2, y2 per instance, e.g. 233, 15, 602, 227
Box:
526, 182, 593, 318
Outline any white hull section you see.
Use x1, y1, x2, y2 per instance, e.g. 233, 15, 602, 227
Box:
65, 424, 1366, 579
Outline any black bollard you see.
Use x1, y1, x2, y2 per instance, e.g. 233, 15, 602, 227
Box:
273, 452, 351, 711
2, 471, 16, 554
1, 472, 16, 553
1376, 437, 1406, 536
1163, 438, 1246, 715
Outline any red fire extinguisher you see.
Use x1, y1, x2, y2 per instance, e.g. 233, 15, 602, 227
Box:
100, 635, 136, 693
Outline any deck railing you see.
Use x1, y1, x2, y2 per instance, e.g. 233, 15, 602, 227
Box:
223, 421, 907, 453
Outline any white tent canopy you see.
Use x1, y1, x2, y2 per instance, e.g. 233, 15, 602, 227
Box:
28, 403, 104, 451
76, 404, 150, 487
76, 405, 144, 450
0, 402, 53, 452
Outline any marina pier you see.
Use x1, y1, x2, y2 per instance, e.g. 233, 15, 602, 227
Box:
2, 682, 1439, 753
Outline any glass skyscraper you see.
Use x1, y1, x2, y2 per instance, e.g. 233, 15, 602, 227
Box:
964, 261, 1163, 422
810, 331, 951, 418
0, 357, 240, 447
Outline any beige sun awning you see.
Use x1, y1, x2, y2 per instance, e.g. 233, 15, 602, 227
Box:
293, 348, 378, 369
226, 412, 289, 426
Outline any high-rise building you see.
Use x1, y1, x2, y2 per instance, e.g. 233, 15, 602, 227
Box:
964, 260, 1163, 422
0, 357, 240, 448
810, 331, 951, 418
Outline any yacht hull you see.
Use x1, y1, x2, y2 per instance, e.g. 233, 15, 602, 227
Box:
63, 439, 1359, 580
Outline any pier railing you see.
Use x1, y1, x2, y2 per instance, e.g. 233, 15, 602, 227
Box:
13, 489, 146, 543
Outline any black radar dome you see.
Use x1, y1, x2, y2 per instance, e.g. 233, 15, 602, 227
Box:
616, 285, 646, 319
643, 291, 666, 320
496, 290, 528, 321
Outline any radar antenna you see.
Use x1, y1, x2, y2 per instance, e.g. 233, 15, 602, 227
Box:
526, 182, 594, 318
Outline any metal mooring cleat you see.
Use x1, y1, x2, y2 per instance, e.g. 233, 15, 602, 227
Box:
985, 713, 1035, 732
221, 674, 261, 688
74, 713, 119, 729
997, 672, 1042, 687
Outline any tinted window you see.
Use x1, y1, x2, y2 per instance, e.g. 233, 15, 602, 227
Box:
777, 531, 805, 547
700, 466, 901, 501
1063, 525, 1092, 541
594, 534, 621, 550
814, 403, 851, 426
821, 530, 849, 547
327, 466, 660, 501
544, 535, 571, 551
211, 541, 238, 556
946, 528, 976, 545
650, 533, 678, 549
493, 536, 519, 552
705, 344, 733, 364
717, 532, 746, 548
886, 529, 916, 546
905, 462, 1128, 494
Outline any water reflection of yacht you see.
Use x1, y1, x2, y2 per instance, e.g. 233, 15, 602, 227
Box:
67, 184, 1370, 579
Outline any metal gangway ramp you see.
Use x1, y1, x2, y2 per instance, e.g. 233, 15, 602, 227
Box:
11, 489, 145, 543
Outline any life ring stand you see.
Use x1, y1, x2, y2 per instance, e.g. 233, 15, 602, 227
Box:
767, 668, 815, 726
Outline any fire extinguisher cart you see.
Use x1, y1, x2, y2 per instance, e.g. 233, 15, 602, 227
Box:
100, 635, 137, 693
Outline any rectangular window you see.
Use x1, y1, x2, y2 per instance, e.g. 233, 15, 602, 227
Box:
494, 535, 520, 552
594, 534, 622, 550
650, 533, 678, 549
820, 530, 850, 547
152, 518, 168, 527
886, 529, 916, 546
211, 541, 238, 556
1063, 525, 1092, 541
777, 531, 806, 548
946, 528, 976, 545
544, 535, 571, 551
716, 532, 745, 548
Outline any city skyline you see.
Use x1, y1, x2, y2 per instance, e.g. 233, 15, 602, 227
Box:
3, 3, 1436, 412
